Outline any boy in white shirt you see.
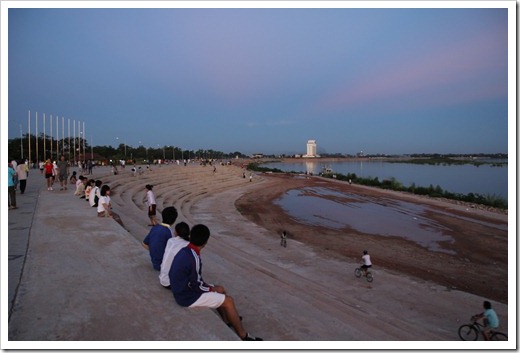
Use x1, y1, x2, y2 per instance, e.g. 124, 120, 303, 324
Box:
159, 222, 190, 289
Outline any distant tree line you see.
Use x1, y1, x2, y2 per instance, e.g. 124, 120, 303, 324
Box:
8, 134, 249, 164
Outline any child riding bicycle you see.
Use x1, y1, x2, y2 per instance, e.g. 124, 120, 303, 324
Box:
361, 250, 372, 275
472, 301, 500, 340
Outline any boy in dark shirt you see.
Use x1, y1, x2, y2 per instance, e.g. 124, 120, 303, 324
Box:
142, 207, 178, 271
170, 224, 262, 341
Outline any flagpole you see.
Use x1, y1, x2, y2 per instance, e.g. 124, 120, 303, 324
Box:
73, 119, 76, 164
83, 121, 86, 164
36, 112, 39, 164
20, 124, 24, 159
62, 117, 65, 158
68, 118, 71, 161
28, 110, 31, 165
56, 115, 59, 157
49, 114, 52, 160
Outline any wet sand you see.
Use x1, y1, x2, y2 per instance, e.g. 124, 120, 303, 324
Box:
236, 173, 508, 303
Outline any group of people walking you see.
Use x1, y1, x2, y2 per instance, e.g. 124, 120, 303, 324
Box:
142, 206, 263, 341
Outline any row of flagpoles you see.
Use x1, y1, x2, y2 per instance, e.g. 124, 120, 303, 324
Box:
25, 110, 87, 164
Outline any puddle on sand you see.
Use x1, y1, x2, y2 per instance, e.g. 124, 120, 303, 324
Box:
274, 187, 456, 254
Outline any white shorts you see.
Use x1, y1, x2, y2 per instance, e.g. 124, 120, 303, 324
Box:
189, 292, 226, 309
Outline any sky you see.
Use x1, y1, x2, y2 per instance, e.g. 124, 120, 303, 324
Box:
4, 2, 512, 156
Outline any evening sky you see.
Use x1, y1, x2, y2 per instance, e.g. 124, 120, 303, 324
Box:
5, 2, 512, 156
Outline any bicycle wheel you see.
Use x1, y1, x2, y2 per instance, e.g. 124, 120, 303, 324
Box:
354, 268, 362, 278
458, 325, 479, 341
366, 272, 373, 283
491, 332, 508, 341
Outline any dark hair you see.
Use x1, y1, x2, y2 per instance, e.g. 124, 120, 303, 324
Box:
161, 206, 178, 225
100, 185, 111, 196
175, 222, 190, 241
363, 250, 368, 255
95, 180, 103, 187
190, 224, 210, 247
145, 184, 153, 190
483, 301, 492, 309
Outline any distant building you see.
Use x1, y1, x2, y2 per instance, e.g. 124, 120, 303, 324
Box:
303, 140, 319, 158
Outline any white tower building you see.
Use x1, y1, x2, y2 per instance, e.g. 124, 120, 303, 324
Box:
303, 140, 318, 158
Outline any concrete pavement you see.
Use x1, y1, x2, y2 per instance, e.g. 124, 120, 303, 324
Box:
6, 168, 239, 347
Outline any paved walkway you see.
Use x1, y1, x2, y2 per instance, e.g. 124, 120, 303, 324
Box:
6, 169, 238, 347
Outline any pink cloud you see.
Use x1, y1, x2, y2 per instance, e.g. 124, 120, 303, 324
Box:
316, 26, 507, 113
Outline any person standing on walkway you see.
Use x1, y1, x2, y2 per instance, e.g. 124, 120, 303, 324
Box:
8, 162, 18, 209
43, 159, 54, 191
144, 184, 157, 226
57, 155, 69, 191
170, 224, 263, 341
16, 160, 28, 194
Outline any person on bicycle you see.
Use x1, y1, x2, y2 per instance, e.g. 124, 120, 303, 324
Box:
473, 300, 499, 340
361, 250, 372, 275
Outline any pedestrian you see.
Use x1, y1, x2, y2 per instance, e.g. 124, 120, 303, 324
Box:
142, 206, 178, 271
43, 159, 54, 191
280, 231, 287, 247
8, 162, 18, 209
170, 224, 263, 341
57, 155, 69, 191
144, 184, 157, 226
16, 160, 28, 194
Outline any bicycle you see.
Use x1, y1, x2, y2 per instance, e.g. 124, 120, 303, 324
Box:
354, 266, 373, 282
458, 317, 508, 341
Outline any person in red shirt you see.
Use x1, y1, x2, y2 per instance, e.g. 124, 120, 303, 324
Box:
43, 159, 54, 191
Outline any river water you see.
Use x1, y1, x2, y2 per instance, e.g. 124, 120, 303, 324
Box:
264, 160, 508, 253
262, 160, 508, 200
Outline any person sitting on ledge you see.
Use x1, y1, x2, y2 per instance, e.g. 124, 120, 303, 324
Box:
170, 224, 263, 341
142, 206, 178, 271
159, 221, 190, 289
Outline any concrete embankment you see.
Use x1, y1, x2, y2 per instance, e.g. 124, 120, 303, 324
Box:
7, 167, 238, 348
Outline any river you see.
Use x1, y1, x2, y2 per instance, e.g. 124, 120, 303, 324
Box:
261, 160, 508, 200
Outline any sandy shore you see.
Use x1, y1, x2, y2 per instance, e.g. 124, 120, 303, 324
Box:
98, 162, 509, 343
236, 172, 508, 303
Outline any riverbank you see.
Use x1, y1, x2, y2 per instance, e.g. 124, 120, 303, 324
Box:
77, 163, 509, 343
236, 172, 508, 303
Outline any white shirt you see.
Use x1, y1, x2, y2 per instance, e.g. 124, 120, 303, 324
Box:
146, 190, 156, 206
159, 237, 189, 287
89, 186, 99, 207
362, 254, 372, 266
97, 195, 110, 213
